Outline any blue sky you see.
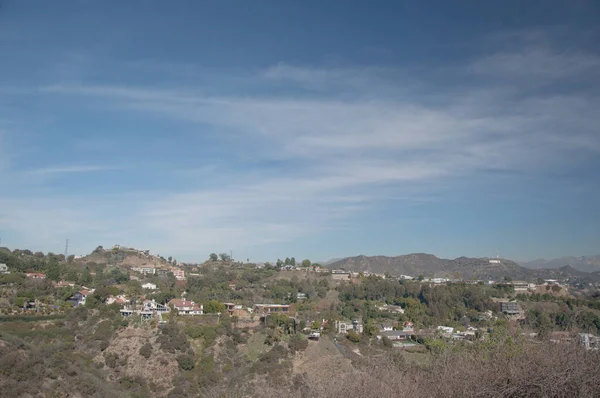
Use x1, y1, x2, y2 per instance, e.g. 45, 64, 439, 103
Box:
1, 1, 599, 263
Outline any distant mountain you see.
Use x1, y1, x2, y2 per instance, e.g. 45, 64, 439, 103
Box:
519, 255, 600, 272
327, 253, 538, 281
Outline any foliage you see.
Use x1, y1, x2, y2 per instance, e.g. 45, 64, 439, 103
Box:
176, 354, 195, 370
204, 300, 226, 314
139, 342, 152, 358
346, 331, 361, 343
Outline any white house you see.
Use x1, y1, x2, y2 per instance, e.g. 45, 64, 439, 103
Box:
169, 298, 203, 315
0, 263, 9, 274
335, 320, 364, 334
379, 322, 394, 332
142, 282, 157, 290
437, 326, 454, 335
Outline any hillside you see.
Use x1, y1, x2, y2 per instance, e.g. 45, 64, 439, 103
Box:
519, 255, 600, 272
74, 246, 172, 269
328, 253, 538, 280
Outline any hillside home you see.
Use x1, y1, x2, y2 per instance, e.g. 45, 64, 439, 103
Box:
142, 282, 157, 290
169, 298, 203, 315
378, 330, 410, 341
67, 289, 94, 306
379, 322, 394, 332
578, 333, 600, 351
25, 272, 46, 279
437, 326, 454, 336
0, 263, 8, 274
500, 301, 520, 315
140, 267, 155, 276
170, 268, 185, 280
331, 271, 352, 281
335, 319, 364, 334
377, 304, 405, 314
253, 304, 290, 314
297, 292, 307, 300
106, 295, 128, 305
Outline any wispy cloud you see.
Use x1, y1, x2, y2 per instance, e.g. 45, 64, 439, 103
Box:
25, 165, 122, 175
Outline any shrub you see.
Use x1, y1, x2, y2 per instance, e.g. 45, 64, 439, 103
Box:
139, 342, 152, 359
346, 331, 361, 343
176, 354, 195, 370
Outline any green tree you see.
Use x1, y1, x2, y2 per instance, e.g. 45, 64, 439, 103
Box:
276, 259, 283, 267
46, 264, 61, 281
67, 255, 75, 263
209, 253, 219, 262
285, 258, 291, 265
168, 256, 173, 263
203, 300, 226, 314
219, 253, 231, 262
301, 259, 311, 267
290, 257, 296, 266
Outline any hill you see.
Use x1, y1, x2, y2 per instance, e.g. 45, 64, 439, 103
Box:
74, 246, 172, 269
327, 253, 538, 280
519, 255, 600, 272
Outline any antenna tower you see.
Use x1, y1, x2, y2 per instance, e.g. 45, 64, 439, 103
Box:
64, 239, 69, 259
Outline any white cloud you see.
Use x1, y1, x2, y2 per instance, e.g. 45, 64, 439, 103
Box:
25, 165, 121, 175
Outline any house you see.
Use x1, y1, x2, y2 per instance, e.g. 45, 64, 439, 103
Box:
170, 268, 186, 280
155, 269, 169, 276
437, 326, 454, 336
67, 289, 94, 306
169, 298, 203, 315
297, 292, 307, 301
229, 280, 237, 290
25, 272, 46, 279
140, 267, 155, 276
403, 321, 415, 332
379, 322, 394, 332
549, 331, 572, 344
335, 320, 364, 334
0, 263, 9, 274
500, 301, 520, 315
253, 304, 290, 314
578, 333, 600, 351
142, 282, 157, 290
53, 280, 75, 288
106, 295, 128, 305
376, 304, 405, 314
331, 271, 352, 281
378, 330, 410, 341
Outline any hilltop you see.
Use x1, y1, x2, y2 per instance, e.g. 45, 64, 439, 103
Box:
74, 245, 173, 269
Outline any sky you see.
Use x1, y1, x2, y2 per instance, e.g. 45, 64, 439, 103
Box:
0, 1, 599, 263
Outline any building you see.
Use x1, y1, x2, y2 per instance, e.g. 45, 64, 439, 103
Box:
142, 282, 157, 290
297, 292, 307, 301
67, 289, 94, 306
500, 301, 519, 315
25, 272, 46, 279
376, 304, 405, 314
578, 333, 600, 351
379, 322, 394, 332
169, 298, 203, 315
140, 267, 155, 276
331, 271, 352, 281
511, 281, 534, 292
53, 280, 75, 288
253, 304, 290, 314
170, 268, 185, 280
335, 320, 364, 334
378, 330, 410, 341
0, 263, 9, 274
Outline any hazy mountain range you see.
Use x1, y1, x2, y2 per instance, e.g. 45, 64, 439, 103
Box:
518, 255, 600, 273
326, 253, 600, 282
